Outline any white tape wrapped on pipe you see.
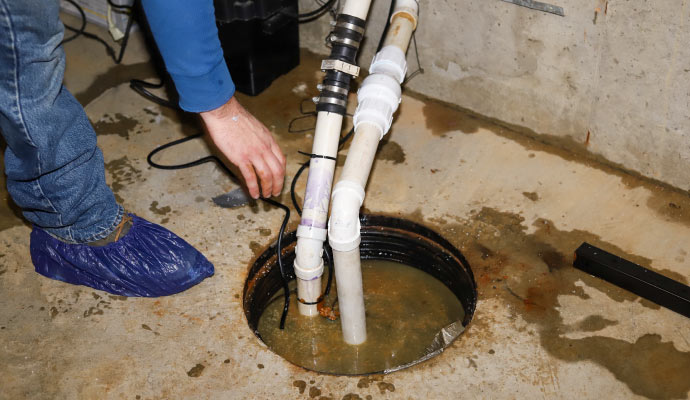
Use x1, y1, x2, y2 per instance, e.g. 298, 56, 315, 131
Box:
353, 74, 402, 140
369, 45, 407, 83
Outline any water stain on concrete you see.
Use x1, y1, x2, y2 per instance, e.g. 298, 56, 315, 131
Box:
187, 363, 205, 378
258, 228, 272, 237
376, 382, 395, 394
309, 386, 321, 398
293, 380, 307, 394
105, 156, 143, 204
249, 241, 264, 259
149, 201, 172, 224
75, 62, 157, 106
422, 101, 486, 136
377, 140, 406, 164
568, 315, 618, 333
522, 191, 539, 201
390, 206, 690, 399
411, 91, 690, 216
92, 113, 139, 139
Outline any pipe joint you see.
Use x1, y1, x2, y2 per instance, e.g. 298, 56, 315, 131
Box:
328, 180, 365, 252
353, 74, 402, 139
294, 258, 324, 281
370, 45, 407, 84
297, 225, 328, 241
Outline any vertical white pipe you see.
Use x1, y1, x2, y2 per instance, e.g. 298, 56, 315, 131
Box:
295, 112, 342, 316
333, 248, 367, 345
329, 2, 418, 344
342, 0, 373, 20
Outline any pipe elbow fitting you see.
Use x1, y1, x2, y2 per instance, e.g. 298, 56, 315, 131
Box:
353, 74, 402, 139
328, 180, 365, 252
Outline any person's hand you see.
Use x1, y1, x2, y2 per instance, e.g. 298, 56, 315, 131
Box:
200, 96, 286, 199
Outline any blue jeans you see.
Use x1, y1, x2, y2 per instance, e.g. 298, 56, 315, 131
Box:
0, 0, 122, 243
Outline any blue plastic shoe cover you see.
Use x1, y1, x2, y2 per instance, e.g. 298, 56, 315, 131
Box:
30, 214, 214, 296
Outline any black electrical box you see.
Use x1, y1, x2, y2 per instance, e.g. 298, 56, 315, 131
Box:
214, 0, 300, 96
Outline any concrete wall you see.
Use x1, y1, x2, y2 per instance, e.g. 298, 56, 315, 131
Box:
297, 0, 690, 191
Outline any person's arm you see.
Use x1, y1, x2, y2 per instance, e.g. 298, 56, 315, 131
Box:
140, 0, 285, 199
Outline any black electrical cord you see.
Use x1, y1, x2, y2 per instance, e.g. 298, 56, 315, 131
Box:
298, 0, 337, 23
61, 0, 87, 44
129, 79, 177, 108
61, 0, 135, 64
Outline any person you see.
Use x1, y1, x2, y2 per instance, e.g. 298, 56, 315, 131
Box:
0, 0, 286, 296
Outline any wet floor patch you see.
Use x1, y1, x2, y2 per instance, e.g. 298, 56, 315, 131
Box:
105, 156, 144, 204
257, 260, 465, 374
92, 113, 140, 139
397, 206, 690, 399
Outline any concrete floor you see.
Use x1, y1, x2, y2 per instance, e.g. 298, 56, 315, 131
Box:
1, 16, 689, 400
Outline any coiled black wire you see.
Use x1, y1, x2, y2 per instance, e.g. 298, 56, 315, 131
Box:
299, 0, 337, 23
61, 0, 135, 64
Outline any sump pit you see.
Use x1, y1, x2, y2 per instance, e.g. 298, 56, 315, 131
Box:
244, 214, 477, 375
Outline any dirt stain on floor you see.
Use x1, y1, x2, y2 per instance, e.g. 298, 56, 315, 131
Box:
92, 113, 140, 139
377, 140, 406, 164
522, 191, 539, 201
388, 207, 690, 399
149, 201, 172, 224
105, 156, 144, 204
422, 101, 487, 137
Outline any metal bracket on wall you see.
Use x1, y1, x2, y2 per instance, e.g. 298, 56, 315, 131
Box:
500, 0, 565, 16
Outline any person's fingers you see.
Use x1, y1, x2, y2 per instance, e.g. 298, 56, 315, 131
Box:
269, 136, 287, 169
250, 155, 273, 199
263, 150, 285, 196
238, 162, 259, 199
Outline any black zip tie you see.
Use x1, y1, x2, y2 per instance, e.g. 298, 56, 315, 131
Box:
298, 151, 337, 161
298, 295, 325, 305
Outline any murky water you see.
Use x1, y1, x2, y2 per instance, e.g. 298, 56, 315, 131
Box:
257, 259, 465, 374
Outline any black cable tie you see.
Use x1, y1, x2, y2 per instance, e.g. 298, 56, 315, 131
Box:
298, 151, 336, 161
298, 295, 325, 305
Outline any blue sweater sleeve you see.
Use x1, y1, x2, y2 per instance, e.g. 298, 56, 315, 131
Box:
140, 0, 235, 113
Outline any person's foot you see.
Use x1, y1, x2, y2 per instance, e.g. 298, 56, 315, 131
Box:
30, 213, 214, 297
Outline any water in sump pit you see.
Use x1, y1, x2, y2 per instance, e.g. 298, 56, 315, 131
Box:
257, 259, 465, 374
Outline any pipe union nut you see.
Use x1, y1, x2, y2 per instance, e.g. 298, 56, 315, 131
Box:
353, 74, 402, 139
370, 45, 408, 84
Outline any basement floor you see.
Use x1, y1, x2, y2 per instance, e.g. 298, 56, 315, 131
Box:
1, 17, 689, 400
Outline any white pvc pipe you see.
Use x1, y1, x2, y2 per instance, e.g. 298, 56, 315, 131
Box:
329, 3, 418, 344
342, 0, 373, 20
295, 112, 342, 316
340, 123, 381, 186
333, 248, 367, 345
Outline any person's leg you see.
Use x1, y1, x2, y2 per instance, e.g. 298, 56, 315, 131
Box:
0, 0, 213, 296
0, 0, 122, 243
